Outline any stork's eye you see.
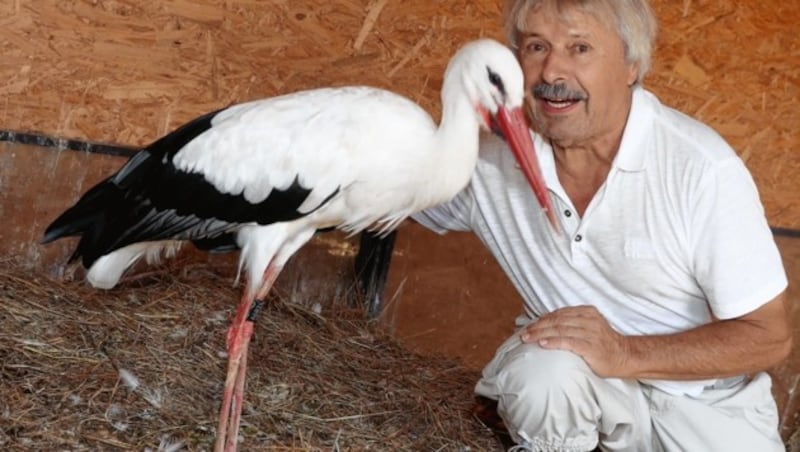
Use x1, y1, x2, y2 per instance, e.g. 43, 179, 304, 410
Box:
486, 67, 506, 97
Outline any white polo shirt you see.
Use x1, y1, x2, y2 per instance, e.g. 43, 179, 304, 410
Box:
413, 87, 787, 396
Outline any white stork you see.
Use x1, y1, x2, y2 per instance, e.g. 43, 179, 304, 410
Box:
41, 38, 556, 451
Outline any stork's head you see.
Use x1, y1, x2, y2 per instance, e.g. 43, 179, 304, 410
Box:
443, 38, 558, 229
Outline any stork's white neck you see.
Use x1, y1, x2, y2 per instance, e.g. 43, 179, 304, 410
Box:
424, 91, 482, 205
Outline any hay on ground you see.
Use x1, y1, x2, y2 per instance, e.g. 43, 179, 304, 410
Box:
0, 258, 499, 451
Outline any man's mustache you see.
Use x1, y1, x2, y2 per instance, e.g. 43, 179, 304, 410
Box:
532, 83, 587, 101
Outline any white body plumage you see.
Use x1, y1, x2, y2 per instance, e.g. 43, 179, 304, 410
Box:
43, 38, 546, 298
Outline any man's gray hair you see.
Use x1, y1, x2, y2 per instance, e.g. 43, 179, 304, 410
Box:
503, 0, 658, 83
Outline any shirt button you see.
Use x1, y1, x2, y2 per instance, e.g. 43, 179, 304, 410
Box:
564, 210, 572, 217
575, 234, 583, 242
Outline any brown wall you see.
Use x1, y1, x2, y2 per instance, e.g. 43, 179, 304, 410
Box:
1, 0, 798, 227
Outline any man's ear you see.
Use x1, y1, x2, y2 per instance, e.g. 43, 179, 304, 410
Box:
627, 61, 640, 86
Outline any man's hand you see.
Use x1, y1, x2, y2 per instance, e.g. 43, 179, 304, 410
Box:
520, 305, 630, 378
518, 293, 790, 381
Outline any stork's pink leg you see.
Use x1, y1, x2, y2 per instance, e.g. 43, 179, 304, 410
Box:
226, 340, 250, 451
215, 262, 281, 452
214, 291, 254, 452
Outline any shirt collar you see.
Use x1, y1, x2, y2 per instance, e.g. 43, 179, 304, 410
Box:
613, 86, 653, 172
531, 132, 560, 195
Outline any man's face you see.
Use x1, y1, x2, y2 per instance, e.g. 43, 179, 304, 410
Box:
518, 5, 639, 148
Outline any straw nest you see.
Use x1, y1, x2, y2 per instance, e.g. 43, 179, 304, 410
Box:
0, 257, 499, 451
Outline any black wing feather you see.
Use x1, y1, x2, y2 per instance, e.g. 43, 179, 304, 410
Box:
42, 106, 339, 268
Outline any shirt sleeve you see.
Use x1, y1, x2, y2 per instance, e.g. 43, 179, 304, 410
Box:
411, 184, 476, 234
690, 157, 787, 319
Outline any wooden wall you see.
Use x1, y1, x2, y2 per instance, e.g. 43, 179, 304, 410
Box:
1, 0, 798, 227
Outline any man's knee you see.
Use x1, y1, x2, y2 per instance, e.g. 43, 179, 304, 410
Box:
494, 346, 598, 423
500, 345, 591, 395
483, 345, 602, 448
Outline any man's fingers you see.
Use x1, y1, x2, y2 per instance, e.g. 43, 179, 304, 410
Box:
521, 323, 591, 343
537, 305, 601, 322
524, 316, 595, 337
536, 335, 590, 354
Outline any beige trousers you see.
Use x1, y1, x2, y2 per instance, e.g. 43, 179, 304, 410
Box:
475, 333, 784, 452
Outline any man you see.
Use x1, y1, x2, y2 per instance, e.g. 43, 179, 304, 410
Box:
413, 0, 791, 450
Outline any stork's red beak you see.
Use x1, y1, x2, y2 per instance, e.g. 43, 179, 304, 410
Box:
495, 106, 559, 231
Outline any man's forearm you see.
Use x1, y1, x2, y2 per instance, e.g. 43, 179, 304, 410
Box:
620, 295, 791, 380
621, 320, 790, 380
521, 293, 791, 380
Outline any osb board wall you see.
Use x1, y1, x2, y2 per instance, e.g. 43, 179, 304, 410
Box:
0, 0, 798, 228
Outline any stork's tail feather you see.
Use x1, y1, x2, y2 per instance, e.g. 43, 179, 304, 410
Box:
86, 242, 182, 289
86, 245, 147, 289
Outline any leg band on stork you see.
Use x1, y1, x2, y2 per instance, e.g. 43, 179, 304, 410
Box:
215, 263, 280, 452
